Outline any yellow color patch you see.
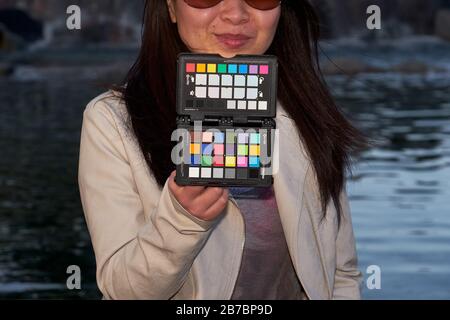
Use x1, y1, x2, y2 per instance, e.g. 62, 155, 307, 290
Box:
196, 64, 206, 73
225, 156, 236, 167
190, 143, 200, 155
207, 64, 217, 73
249, 145, 260, 156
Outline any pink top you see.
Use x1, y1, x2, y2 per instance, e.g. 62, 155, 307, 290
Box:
229, 186, 307, 300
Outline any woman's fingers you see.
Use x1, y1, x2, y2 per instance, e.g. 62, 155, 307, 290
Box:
169, 170, 205, 199
201, 188, 229, 220
168, 170, 229, 221
190, 187, 225, 214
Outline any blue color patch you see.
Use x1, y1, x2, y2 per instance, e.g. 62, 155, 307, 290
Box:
228, 64, 237, 73
239, 64, 248, 74
250, 133, 260, 144
191, 155, 201, 165
202, 143, 213, 155
214, 132, 225, 144
249, 156, 260, 168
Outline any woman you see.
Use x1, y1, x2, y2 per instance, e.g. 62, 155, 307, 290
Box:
78, 0, 366, 300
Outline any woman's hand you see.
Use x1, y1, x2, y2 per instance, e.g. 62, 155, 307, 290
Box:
168, 171, 229, 222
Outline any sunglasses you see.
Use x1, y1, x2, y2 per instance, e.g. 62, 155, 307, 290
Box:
184, 0, 282, 10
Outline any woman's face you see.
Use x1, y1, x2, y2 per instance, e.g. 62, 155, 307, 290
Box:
166, 0, 281, 58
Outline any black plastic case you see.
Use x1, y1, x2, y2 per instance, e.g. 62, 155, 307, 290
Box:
175, 53, 278, 187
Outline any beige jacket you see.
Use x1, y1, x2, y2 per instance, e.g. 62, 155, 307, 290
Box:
78, 91, 362, 300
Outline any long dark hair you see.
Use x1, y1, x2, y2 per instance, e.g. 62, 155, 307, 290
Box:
119, 0, 367, 223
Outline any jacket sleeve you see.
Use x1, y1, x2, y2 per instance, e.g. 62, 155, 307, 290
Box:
78, 98, 221, 299
332, 188, 363, 300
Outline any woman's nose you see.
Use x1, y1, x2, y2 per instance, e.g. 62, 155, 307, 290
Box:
219, 0, 250, 25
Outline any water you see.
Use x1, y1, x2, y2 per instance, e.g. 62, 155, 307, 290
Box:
330, 72, 450, 299
0, 44, 449, 299
0, 79, 104, 299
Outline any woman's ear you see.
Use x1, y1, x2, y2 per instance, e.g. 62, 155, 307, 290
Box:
166, 0, 177, 23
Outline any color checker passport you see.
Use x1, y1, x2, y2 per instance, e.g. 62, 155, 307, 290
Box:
175, 53, 278, 187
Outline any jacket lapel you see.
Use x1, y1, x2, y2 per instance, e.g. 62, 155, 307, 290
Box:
273, 104, 331, 299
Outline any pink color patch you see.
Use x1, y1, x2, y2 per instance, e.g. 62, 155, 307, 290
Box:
249, 65, 259, 74
186, 63, 196, 73
213, 156, 224, 166
214, 144, 224, 155
237, 156, 248, 167
259, 65, 269, 74
203, 132, 213, 143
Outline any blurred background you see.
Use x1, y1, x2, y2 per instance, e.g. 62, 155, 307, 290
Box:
0, 0, 449, 299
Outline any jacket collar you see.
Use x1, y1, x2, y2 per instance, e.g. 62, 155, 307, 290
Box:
273, 101, 332, 299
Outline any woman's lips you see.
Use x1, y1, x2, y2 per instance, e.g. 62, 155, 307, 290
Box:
215, 33, 252, 49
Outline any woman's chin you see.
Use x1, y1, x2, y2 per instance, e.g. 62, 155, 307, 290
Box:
188, 46, 260, 58
212, 48, 258, 58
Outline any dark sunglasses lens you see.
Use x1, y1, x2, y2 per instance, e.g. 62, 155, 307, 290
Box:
246, 0, 281, 10
185, 0, 280, 10
184, 0, 222, 9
